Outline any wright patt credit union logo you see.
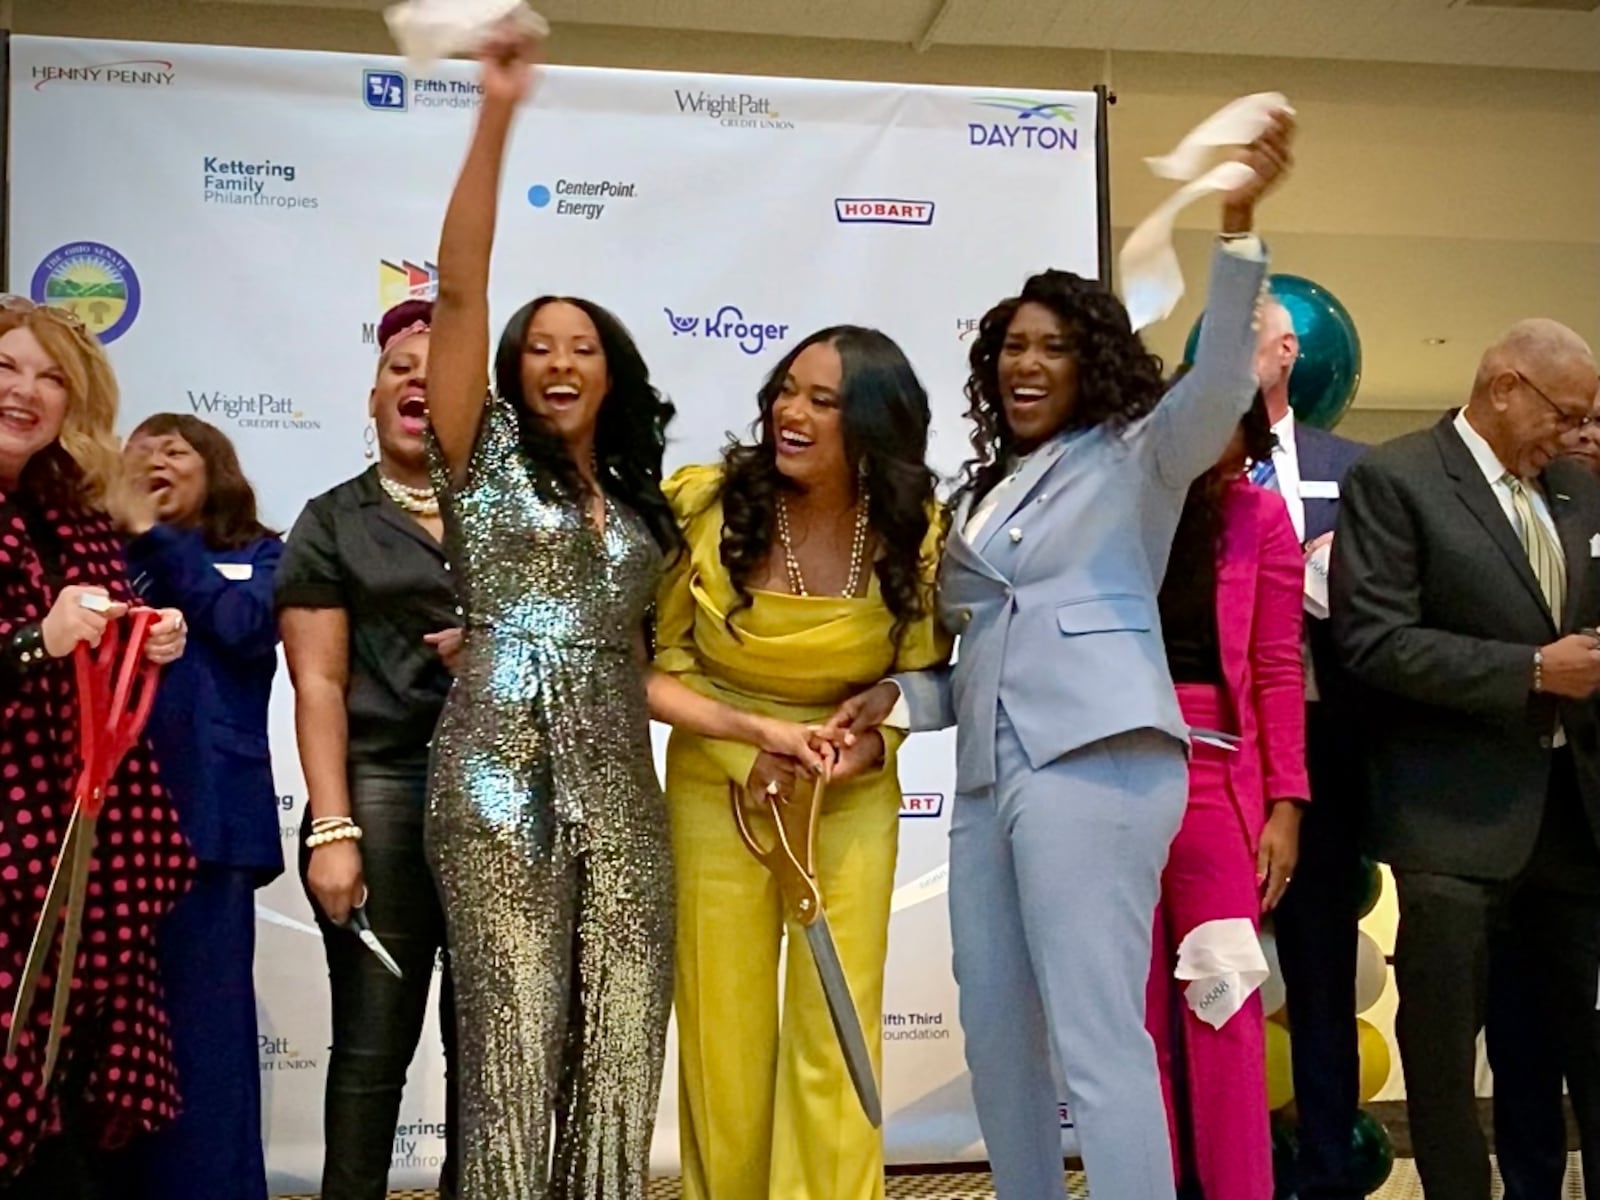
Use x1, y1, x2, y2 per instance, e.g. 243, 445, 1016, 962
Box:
969, 96, 1080, 152
664, 305, 790, 357
31, 242, 141, 344
673, 88, 794, 131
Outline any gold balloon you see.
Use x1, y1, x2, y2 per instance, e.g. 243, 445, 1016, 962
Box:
1266, 1021, 1296, 1110
1357, 1017, 1393, 1103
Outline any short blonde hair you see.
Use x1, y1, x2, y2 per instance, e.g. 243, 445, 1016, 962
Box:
0, 305, 122, 507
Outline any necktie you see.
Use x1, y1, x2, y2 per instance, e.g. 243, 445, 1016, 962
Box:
1507, 474, 1566, 623
1249, 457, 1279, 491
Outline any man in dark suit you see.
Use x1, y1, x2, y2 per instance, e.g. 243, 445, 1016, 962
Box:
1331, 319, 1600, 1200
1249, 297, 1367, 1200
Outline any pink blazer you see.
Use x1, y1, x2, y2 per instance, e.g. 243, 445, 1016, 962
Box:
1213, 479, 1310, 847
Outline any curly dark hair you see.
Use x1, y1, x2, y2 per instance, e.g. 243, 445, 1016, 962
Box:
494, 296, 679, 554
960, 268, 1166, 505
715, 326, 937, 646
1160, 388, 1277, 612
128, 413, 277, 550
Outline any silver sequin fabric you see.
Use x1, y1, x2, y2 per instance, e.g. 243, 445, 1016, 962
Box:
425, 397, 672, 1199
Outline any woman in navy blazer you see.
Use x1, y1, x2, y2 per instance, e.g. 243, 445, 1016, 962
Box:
108, 413, 282, 1200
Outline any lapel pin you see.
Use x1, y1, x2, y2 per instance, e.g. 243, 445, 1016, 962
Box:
1009, 528, 1024, 544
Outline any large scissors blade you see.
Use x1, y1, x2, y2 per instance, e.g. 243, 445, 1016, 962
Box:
41, 823, 97, 1084
348, 908, 404, 980
803, 912, 882, 1128
5, 808, 85, 1060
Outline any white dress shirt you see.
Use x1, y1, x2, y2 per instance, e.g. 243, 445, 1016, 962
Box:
1268, 408, 1305, 542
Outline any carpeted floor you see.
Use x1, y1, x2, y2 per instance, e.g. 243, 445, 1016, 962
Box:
284, 1154, 1587, 1199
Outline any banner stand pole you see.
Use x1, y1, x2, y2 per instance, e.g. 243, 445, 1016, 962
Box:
1094, 83, 1115, 287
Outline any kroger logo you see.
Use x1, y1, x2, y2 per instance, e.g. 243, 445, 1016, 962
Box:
664, 305, 789, 356
900, 793, 944, 818
834, 198, 935, 226
969, 96, 1080, 152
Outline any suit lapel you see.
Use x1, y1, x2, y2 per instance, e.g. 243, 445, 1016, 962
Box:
1435, 418, 1550, 627
975, 430, 1094, 562
946, 490, 1009, 584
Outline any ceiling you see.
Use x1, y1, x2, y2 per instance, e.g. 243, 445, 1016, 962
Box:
209, 0, 1600, 71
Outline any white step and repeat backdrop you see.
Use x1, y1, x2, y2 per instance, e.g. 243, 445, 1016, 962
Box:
6, 36, 1103, 1192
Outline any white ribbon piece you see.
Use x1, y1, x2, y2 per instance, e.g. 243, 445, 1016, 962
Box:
1118, 92, 1292, 332
1175, 917, 1270, 1031
384, 0, 550, 68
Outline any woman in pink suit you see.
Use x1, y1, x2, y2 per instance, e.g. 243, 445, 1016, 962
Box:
1148, 389, 1308, 1200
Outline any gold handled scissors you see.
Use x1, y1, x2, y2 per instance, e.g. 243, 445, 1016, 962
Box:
731, 777, 883, 1128
7, 609, 162, 1085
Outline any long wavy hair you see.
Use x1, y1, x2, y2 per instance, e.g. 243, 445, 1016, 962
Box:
716, 326, 937, 645
1, 307, 122, 509
129, 412, 277, 550
494, 296, 679, 554
1161, 388, 1277, 611
960, 269, 1166, 505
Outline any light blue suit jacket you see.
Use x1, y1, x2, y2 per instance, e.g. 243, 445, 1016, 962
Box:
896, 244, 1268, 793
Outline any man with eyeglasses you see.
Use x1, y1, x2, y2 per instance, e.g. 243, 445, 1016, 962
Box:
1331, 318, 1600, 1200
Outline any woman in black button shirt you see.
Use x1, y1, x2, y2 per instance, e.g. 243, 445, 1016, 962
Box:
275, 300, 460, 1200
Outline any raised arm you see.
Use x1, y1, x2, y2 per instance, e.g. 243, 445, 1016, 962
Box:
1148, 111, 1294, 489
428, 29, 543, 478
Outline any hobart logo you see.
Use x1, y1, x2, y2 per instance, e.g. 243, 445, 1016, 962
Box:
664, 305, 789, 356
900, 793, 945, 818
32, 59, 174, 91
834, 198, 935, 226
969, 96, 1080, 152
673, 88, 795, 130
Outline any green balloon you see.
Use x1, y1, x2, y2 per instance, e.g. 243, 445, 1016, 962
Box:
1357, 856, 1383, 919
1182, 273, 1363, 431
1351, 1108, 1395, 1193
1271, 1112, 1300, 1200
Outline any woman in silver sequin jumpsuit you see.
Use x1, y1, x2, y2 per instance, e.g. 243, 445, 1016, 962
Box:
422, 29, 830, 1200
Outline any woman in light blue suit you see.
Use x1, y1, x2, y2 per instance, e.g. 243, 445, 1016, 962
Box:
828, 114, 1293, 1197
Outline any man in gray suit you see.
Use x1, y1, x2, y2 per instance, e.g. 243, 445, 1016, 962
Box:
1331, 320, 1600, 1199
829, 113, 1293, 1197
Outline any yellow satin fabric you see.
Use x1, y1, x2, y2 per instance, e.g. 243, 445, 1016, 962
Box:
656, 464, 950, 1200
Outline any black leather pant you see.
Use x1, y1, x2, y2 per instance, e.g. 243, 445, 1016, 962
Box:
300, 767, 458, 1200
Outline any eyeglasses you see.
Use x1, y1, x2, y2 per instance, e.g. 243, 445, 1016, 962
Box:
0, 294, 88, 333
1516, 371, 1593, 433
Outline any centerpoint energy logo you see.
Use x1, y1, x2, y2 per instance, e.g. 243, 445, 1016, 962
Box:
834, 198, 935, 226
969, 96, 1080, 152
202, 155, 318, 210
31, 242, 141, 344
31, 58, 175, 91
673, 87, 794, 130
527, 178, 638, 222
664, 305, 789, 356
363, 68, 483, 111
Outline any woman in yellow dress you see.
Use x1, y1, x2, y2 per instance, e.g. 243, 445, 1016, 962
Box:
655, 325, 952, 1200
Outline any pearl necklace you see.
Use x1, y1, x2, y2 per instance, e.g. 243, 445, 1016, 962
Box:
776, 491, 870, 599
378, 472, 439, 518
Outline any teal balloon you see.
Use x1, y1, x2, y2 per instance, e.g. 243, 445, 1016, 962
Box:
1357, 855, 1383, 920
1350, 1108, 1396, 1194
1182, 273, 1362, 431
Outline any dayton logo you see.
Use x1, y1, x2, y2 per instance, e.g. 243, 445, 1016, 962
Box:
664, 306, 790, 356
673, 88, 795, 130
834, 198, 935, 226
900, 793, 945, 818
969, 96, 1080, 152
32, 59, 174, 91
30, 242, 141, 344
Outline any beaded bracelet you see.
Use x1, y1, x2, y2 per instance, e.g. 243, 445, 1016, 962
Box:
2, 623, 49, 679
306, 816, 363, 849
